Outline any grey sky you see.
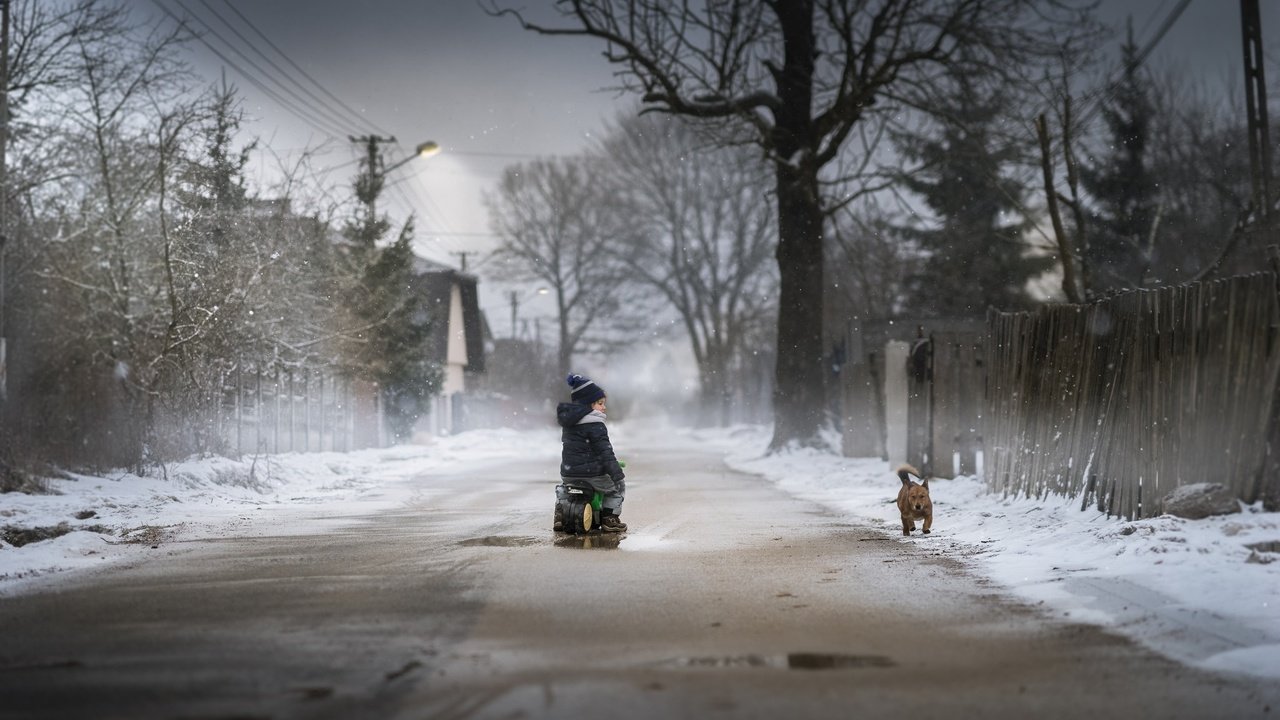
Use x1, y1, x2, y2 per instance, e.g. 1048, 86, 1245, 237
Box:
138, 0, 1273, 276
139, 0, 624, 272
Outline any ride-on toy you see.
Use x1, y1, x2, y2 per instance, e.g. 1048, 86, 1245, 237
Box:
553, 461, 625, 534
553, 480, 602, 534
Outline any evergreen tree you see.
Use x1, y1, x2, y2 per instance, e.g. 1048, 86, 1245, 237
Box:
339, 139, 440, 441
1080, 22, 1158, 291
174, 84, 256, 361
895, 74, 1051, 316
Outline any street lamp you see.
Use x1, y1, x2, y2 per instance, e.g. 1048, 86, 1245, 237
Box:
510, 287, 549, 338
385, 140, 441, 173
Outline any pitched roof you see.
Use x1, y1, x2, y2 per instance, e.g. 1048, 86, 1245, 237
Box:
413, 254, 485, 374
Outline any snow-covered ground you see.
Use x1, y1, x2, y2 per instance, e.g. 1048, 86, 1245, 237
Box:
2, 423, 1277, 680
0, 429, 557, 594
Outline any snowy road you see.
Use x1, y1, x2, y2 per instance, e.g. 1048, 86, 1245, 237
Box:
0, 442, 1276, 719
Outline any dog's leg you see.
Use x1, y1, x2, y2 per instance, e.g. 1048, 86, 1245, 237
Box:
902, 517, 913, 536
922, 512, 932, 534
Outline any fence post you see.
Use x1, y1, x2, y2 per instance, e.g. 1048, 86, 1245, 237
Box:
255, 367, 263, 455
883, 341, 910, 467
1262, 246, 1280, 510
345, 376, 353, 451
273, 364, 280, 454
288, 369, 295, 453
318, 372, 326, 451
235, 367, 243, 457
906, 334, 933, 475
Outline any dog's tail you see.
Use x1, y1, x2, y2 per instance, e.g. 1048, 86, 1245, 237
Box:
896, 464, 921, 482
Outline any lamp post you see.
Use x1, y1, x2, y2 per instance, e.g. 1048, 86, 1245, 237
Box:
348, 137, 439, 221
385, 141, 441, 174
510, 287, 549, 338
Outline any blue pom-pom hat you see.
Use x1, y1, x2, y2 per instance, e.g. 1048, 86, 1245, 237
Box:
566, 373, 606, 405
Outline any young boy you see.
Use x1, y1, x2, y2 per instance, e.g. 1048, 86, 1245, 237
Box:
556, 373, 627, 532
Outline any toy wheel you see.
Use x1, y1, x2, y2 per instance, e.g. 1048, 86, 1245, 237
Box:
563, 498, 593, 534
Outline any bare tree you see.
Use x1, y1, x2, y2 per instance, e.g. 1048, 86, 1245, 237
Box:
827, 205, 910, 323
484, 156, 635, 373
599, 112, 776, 426
0, 0, 136, 422
22, 14, 195, 467
490, 0, 1097, 449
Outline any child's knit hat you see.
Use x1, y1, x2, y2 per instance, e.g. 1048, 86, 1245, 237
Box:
566, 373, 606, 405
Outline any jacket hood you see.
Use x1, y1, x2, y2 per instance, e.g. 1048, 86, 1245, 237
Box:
556, 402, 593, 428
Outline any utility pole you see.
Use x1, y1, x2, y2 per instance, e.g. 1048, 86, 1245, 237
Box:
1241, 0, 1272, 220
451, 251, 472, 272
349, 134, 395, 226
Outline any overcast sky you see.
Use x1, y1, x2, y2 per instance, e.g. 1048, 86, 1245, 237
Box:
133, 0, 1275, 326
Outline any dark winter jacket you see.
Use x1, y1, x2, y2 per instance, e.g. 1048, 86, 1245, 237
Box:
556, 402, 625, 482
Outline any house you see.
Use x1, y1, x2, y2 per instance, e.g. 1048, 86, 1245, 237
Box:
413, 256, 486, 435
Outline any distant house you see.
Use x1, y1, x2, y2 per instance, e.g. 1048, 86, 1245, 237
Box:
413, 256, 486, 435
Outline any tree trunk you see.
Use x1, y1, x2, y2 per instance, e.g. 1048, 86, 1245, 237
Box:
770, 163, 827, 448
557, 296, 572, 374
768, 0, 826, 450
698, 345, 732, 427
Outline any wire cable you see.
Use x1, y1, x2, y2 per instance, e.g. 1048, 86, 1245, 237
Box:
1074, 0, 1192, 131
173, 0, 367, 137
196, 0, 376, 136
221, 0, 395, 138
148, 0, 352, 139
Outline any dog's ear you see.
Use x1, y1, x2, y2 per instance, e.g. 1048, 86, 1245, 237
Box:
922, 477, 929, 488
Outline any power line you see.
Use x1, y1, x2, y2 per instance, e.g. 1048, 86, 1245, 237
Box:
1136, 0, 1171, 40
219, 0, 394, 138
196, 0, 372, 135
1075, 0, 1193, 131
387, 136, 464, 243
173, 0, 367, 137
148, 0, 352, 139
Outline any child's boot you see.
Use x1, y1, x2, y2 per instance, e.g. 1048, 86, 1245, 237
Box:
600, 512, 627, 533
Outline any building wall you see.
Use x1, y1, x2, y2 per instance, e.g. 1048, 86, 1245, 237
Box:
444, 283, 469, 395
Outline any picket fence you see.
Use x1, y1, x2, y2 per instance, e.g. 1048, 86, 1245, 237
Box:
984, 272, 1280, 520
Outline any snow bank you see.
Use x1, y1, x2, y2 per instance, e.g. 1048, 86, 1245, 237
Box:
0, 429, 554, 595
670, 424, 1280, 679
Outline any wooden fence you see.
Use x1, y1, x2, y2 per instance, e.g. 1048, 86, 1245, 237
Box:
985, 272, 1280, 519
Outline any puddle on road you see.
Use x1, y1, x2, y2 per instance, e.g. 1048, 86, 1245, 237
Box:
457, 536, 543, 548
554, 533, 622, 550
455, 533, 625, 549
661, 653, 895, 670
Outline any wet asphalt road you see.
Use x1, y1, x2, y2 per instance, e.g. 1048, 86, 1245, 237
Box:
0, 445, 1276, 719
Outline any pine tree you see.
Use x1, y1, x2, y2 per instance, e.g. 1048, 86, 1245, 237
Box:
174, 84, 256, 361
895, 75, 1051, 316
1081, 22, 1158, 291
339, 139, 440, 441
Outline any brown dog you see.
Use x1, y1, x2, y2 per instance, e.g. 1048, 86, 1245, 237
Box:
896, 464, 932, 536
